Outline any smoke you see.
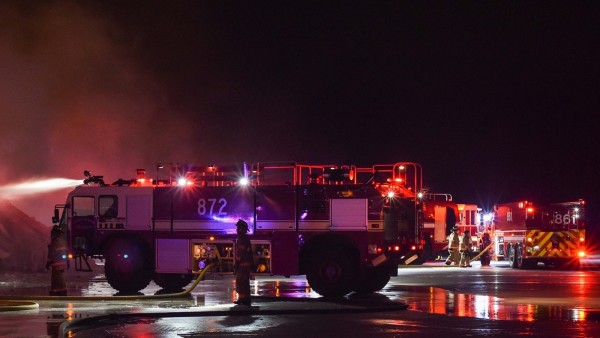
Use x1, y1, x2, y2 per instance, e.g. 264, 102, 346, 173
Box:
0, 1, 201, 223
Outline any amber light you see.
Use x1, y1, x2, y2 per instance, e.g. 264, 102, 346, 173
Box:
578, 251, 586, 258
527, 237, 533, 243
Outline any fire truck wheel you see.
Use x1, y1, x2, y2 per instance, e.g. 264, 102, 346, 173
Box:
153, 273, 194, 291
306, 250, 358, 298
508, 244, 521, 269
354, 264, 391, 294
104, 237, 154, 293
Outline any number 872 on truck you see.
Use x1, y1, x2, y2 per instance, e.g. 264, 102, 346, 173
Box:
52, 161, 426, 297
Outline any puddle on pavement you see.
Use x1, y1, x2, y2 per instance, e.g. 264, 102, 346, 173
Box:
383, 285, 597, 322
254, 280, 599, 322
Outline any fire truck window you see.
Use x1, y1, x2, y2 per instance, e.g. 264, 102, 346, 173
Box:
72, 196, 95, 217
99, 195, 118, 218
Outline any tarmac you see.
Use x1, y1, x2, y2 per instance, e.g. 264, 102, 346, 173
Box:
59, 295, 409, 337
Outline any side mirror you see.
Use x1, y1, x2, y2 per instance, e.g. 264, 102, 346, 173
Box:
52, 209, 60, 224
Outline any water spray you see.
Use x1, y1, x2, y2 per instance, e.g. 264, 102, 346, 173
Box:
0, 178, 82, 199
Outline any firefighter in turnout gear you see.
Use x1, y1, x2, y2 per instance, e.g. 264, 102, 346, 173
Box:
479, 231, 492, 267
234, 219, 253, 306
459, 230, 472, 267
445, 226, 460, 265
46, 225, 68, 296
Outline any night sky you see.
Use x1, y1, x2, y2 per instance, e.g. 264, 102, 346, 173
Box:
1, 1, 599, 225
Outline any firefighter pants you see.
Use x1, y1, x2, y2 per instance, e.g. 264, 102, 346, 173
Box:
235, 266, 251, 303
445, 249, 460, 265
459, 250, 471, 267
50, 267, 67, 295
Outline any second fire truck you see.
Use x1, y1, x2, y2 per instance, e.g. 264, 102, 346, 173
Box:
486, 200, 586, 268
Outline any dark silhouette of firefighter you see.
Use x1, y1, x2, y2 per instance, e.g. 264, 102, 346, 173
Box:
459, 230, 472, 267
46, 225, 68, 296
234, 219, 253, 306
445, 226, 460, 265
479, 232, 492, 267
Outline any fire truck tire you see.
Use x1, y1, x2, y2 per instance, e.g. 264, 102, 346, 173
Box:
354, 264, 391, 294
509, 244, 524, 269
104, 237, 154, 293
153, 273, 194, 291
306, 249, 358, 298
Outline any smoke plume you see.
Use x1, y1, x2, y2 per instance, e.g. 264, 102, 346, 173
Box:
0, 1, 197, 223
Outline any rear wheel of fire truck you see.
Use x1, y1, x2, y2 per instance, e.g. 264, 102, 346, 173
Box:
354, 264, 391, 294
153, 273, 194, 292
103, 236, 154, 293
306, 250, 358, 298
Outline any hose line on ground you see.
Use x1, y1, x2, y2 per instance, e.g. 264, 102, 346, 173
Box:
0, 264, 212, 305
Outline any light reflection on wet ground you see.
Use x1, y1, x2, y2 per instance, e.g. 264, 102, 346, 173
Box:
382, 285, 598, 322
2, 257, 600, 337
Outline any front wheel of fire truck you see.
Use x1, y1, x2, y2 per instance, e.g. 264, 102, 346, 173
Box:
354, 263, 391, 294
103, 236, 154, 293
508, 244, 522, 269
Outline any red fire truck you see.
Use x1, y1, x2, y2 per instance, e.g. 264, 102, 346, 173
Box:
487, 200, 586, 268
420, 194, 481, 259
51, 161, 426, 297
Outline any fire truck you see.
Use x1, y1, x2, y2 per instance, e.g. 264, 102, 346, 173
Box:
420, 194, 481, 259
487, 200, 586, 269
51, 161, 426, 297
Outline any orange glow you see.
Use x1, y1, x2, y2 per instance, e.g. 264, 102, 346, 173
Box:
527, 207, 534, 213
209, 236, 215, 241
67, 253, 74, 259
394, 245, 400, 251
527, 237, 533, 243
578, 251, 586, 257
580, 237, 585, 242
411, 245, 416, 251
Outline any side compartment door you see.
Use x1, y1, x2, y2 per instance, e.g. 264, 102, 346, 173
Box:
127, 195, 152, 230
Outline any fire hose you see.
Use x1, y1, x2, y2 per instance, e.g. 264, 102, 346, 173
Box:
0, 265, 212, 311
471, 242, 494, 261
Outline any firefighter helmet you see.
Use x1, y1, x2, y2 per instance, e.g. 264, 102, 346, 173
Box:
236, 219, 249, 232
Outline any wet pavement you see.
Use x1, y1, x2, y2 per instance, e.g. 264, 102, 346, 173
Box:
1, 256, 600, 337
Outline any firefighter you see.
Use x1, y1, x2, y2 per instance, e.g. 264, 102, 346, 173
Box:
445, 226, 460, 265
234, 219, 253, 306
46, 225, 68, 296
459, 230, 472, 267
479, 232, 492, 267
